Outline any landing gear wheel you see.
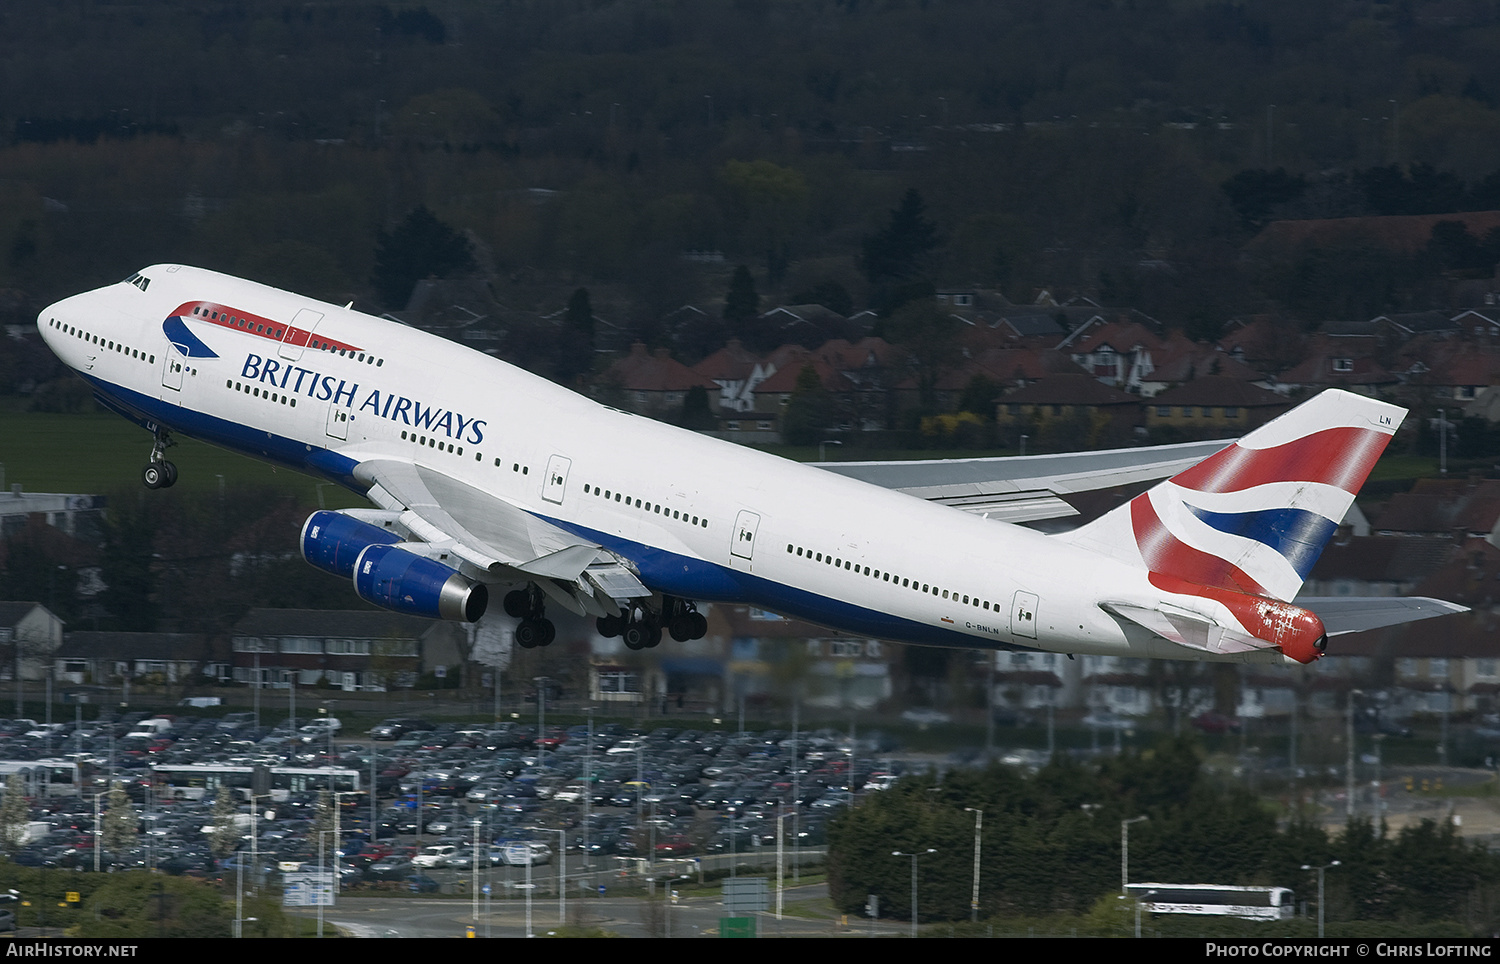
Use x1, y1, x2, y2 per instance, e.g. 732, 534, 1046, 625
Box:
142, 428, 178, 490
596, 613, 624, 638
622, 623, 648, 651
643, 623, 663, 649
516, 617, 555, 649
666, 600, 708, 641
504, 590, 530, 619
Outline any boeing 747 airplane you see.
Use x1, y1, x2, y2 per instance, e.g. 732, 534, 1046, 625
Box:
37, 266, 1464, 662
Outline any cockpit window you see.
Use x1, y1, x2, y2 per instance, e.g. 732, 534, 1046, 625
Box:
123, 273, 150, 292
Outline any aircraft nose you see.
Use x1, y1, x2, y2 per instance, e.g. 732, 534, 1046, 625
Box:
39, 291, 89, 328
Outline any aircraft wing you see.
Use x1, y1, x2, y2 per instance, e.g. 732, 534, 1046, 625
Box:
814, 439, 1230, 523
351, 459, 650, 616
1296, 596, 1470, 635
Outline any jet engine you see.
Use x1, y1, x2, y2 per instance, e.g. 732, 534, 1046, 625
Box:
300, 509, 401, 578
352, 543, 488, 622
300, 509, 487, 622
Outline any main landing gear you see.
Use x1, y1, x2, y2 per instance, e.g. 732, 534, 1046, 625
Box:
596, 596, 707, 651
141, 429, 178, 490
504, 583, 555, 649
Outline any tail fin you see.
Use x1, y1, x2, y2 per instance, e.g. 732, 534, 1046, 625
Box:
1057, 389, 1404, 602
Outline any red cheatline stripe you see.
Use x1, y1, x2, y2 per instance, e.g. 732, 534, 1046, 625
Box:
170, 301, 363, 354
1130, 494, 1267, 597
1169, 426, 1392, 495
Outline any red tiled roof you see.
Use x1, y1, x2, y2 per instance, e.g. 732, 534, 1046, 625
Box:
606, 342, 717, 392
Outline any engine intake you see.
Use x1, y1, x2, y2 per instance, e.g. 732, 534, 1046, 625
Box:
300, 510, 400, 579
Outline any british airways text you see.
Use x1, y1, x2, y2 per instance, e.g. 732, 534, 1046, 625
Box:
239, 352, 486, 443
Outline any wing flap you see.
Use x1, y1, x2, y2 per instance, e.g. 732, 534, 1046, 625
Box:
353, 459, 645, 609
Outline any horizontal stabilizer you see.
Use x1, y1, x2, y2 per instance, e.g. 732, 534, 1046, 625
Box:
1298, 596, 1469, 635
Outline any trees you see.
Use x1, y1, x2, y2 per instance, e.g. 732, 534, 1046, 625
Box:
723, 265, 760, 326
720, 160, 809, 283
779, 364, 841, 446
79, 873, 231, 939
826, 737, 1500, 929
100, 782, 136, 854
97, 504, 157, 633
0, 773, 27, 856
861, 189, 941, 313
209, 790, 239, 861
677, 384, 718, 431
882, 297, 961, 413
370, 206, 477, 310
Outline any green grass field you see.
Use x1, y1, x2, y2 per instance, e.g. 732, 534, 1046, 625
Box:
0, 407, 361, 506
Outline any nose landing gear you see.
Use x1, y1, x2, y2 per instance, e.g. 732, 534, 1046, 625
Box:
142, 429, 178, 489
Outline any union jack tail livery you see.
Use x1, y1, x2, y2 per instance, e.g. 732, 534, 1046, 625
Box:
1060, 390, 1405, 663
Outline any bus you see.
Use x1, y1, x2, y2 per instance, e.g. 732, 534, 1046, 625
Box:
149, 763, 361, 802
1126, 883, 1294, 921
0, 759, 92, 798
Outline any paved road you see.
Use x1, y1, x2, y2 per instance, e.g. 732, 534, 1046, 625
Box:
289, 880, 892, 937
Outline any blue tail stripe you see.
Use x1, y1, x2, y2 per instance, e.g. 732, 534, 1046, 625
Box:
1184, 503, 1339, 579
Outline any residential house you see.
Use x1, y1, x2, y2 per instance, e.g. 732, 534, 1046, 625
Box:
995, 373, 1142, 445
1143, 376, 1292, 435
0, 602, 63, 681
229, 608, 466, 691
597, 342, 718, 422
55, 631, 229, 687
1277, 333, 1399, 396
718, 605, 891, 711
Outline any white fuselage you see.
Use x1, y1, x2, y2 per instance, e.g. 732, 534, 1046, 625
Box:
38, 265, 1222, 661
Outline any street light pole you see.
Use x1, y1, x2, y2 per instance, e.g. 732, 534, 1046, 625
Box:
533, 676, 548, 772
1122, 815, 1148, 894
964, 807, 983, 922
1301, 860, 1341, 938
893, 848, 935, 939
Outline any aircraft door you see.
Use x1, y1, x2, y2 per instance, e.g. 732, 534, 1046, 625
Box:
161, 342, 186, 391
279, 308, 325, 362
1010, 591, 1039, 639
542, 455, 571, 505
326, 404, 350, 440
730, 510, 761, 565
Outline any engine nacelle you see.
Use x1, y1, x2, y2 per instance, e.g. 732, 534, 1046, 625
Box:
300, 510, 400, 579
352, 543, 488, 622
